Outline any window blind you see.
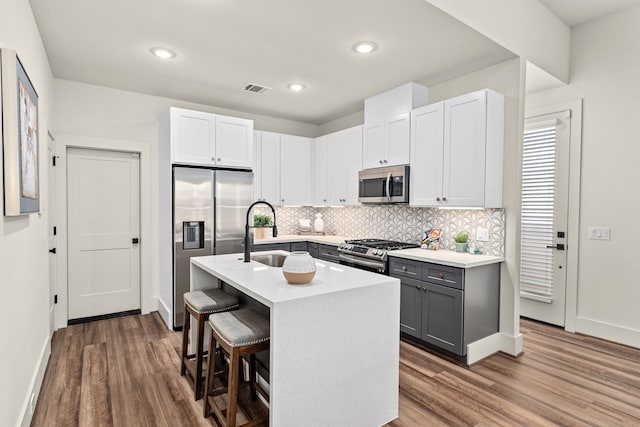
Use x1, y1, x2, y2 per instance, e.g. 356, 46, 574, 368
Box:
520, 125, 556, 300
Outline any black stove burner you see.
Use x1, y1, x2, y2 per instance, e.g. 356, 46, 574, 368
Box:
346, 239, 419, 251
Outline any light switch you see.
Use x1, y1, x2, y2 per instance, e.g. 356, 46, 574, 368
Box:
476, 227, 489, 242
589, 226, 611, 240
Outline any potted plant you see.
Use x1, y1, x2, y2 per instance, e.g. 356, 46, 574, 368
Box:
453, 231, 469, 253
253, 214, 273, 240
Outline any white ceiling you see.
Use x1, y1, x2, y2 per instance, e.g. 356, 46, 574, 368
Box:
538, 0, 640, 27
31, 1, 640, 123
28, 0, 516, 125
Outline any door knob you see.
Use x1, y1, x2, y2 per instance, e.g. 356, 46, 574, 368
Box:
546, 243, 565, 250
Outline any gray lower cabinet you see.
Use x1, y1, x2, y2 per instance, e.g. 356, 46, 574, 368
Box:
318, 244, 341, 263
253, 242, 291, 252
390, 256, 499, 357
308, 242, 319, 258
291, 241, 308, 252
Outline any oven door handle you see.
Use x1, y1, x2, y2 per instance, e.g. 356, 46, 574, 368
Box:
338, 253, 386, 270
386, 172, 392, 202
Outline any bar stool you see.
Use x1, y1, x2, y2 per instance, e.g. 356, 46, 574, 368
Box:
203, 308, 270, 427
180, 288, 240, 400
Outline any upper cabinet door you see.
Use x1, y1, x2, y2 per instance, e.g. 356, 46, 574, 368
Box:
443, 91, 487, 207
313, 136, 329, 205
215, 115, 253, 168
171, 108, 216, 166
385, 112, 411, 167
362, 121, 385, 169
327, 132, 348, 205
344, 126, 363, 205
410, 103, 444, 207
280, 135, 312, 206
259, 132, 281, 205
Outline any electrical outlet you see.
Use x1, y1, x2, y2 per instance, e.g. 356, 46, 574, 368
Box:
476, 227, 489, 242
589, 226, 610, 240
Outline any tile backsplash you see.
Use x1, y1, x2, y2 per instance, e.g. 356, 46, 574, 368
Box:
255, 205, 505, 257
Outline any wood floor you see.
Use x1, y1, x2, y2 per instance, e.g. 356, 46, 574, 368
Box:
32, 313, 640, 426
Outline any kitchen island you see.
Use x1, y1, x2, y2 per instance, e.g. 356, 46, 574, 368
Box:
190, 252, 401, 427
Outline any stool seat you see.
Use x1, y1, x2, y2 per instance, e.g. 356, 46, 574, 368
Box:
184, 289, 239, 314
208, 308, 270, 348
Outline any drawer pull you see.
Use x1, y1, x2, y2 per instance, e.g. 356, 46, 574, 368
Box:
438, 273, 444, 279
402, 266, 407, 271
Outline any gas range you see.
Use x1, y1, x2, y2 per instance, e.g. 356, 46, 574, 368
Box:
337, 239, 420, 273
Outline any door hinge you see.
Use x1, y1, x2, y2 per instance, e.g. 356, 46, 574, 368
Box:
53, 226, 57, 236
52, 155, 58, 166
54, 295, 58, 304
49, 248, 57, 254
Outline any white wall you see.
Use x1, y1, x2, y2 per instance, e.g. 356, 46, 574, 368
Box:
0, 1, 55, 426
527, 7, 640, 347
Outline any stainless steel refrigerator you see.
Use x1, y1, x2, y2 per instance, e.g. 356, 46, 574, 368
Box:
173, 166, 253, 327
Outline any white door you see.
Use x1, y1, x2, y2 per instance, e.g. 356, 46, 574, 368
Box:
344, 126, 363, 205
362, 121, 385, 169
327, 131, 347, 205
385, 112, 411, 167
410, 102, 444, 207
259, 132, 281, 205
313, 136, 328, 205
280, 135, 311, 205
171, 108, 215, 166
520, 111, 571, 326
47, 134, 57, 335
67, 148, 141, 320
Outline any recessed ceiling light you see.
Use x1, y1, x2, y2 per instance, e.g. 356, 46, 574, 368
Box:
287, 83, 306, 92
150, 47, 176, 59
352, 41, 377, 54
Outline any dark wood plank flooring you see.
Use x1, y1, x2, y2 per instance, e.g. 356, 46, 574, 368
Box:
32, 313, 640, 426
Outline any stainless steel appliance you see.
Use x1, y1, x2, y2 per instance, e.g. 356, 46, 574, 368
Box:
358, 165, 410, 204
173, 166, 253, 327
337, 238, 420, 273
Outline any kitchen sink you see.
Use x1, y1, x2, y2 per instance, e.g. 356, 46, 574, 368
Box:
250, 253, 287, 267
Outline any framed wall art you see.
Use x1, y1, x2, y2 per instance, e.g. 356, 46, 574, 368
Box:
1, 48, 40, 216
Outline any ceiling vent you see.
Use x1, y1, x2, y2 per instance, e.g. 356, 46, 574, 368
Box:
243, 83, 271, 94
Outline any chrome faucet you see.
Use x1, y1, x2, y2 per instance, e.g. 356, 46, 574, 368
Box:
244, 200, 278, 262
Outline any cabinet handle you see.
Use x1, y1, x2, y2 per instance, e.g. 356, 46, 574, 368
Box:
323, 199, 327, 202
379, 160, 383, 164
281, 199, 285, 202
217, 157, 221, 162
401, 266, 407, 271
436, 197, 441, 202
442, 197, 447, 202
416, 285, 421, 290
438, 273, 444, 279
211, 157, 216, 161
384, 159, 388, 163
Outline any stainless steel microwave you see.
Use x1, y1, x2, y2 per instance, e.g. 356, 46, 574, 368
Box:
358, 165, 410, 204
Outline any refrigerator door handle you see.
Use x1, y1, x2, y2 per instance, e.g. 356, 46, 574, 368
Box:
212, 196, 217, 254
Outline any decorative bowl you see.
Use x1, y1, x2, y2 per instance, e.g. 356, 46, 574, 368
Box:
282, 251, 316, 285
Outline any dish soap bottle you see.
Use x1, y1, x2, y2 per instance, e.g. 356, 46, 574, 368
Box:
313, 212, 324, 233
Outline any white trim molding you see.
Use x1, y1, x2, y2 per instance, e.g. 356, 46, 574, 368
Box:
19, 336, 51, 427
575, 317, 640, 349
55, 134, 154, 328
500, 332, 524, 357
467, 333, 501, 365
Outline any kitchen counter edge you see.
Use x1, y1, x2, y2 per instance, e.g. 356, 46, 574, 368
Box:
389, 248, 503, 268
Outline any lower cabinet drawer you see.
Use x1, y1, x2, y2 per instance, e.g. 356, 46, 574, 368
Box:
318, 244, 340, 263
253, 242, 291, 252
389, 257, 422, 279
291, 241, 308, 252
423, 263, 464, 290
308, 242, 319, 258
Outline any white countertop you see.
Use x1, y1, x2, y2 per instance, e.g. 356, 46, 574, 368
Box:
389, 248, 503, 268
254, 234, 350, 246
191, 251, 397, 307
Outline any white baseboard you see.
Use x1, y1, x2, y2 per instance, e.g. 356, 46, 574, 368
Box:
499, 332, 523, 356
575, 317, 640, 349
19, 335, 51, 427
157, 297, 172, 330
466, 333, 501, 365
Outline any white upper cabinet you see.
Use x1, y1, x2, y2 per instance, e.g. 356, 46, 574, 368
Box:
215, 114, 253, 168
171, 108, 215, 166
313, 136, 328, 205
363, 83, 428, 169
280, 135, 312, 206
169, 107, 253, 168
329, 126, 364, 205
253, 131, 281, 205
410, 89, 504, 208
